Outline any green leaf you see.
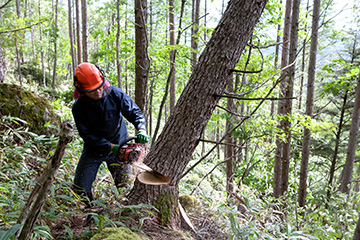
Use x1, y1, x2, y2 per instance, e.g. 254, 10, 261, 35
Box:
0, 224, 22, 240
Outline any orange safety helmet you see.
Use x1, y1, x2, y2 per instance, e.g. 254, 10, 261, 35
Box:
74, 63, 105, 93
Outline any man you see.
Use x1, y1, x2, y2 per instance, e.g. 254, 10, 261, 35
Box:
72, 62, 149, 203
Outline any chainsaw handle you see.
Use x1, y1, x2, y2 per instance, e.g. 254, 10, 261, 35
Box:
118, 136, 138, 148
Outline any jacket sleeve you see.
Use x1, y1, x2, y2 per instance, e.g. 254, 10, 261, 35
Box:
72, 101, 112, 153
115, 87, 146, 130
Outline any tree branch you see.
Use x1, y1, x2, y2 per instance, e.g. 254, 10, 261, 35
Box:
230, 69, 262, 74
0, 0, 12, 9
0, 18, 49, 34
219, 95, 297, 101
181, 61, 295, 179
215, 104, 246, 117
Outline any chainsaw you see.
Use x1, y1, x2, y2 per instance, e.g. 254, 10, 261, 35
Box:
115, 136, 171, 185
115, 136, 145, 165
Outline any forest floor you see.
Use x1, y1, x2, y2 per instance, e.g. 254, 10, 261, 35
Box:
50, 199, 230, 240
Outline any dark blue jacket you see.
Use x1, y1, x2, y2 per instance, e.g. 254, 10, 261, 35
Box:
72, 86, 146, 155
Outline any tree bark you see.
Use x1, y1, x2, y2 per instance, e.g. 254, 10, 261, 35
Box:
128, 0, 267, 226
340, 73, 360, 194
134, 0, 149, 119
16, 121, 73, 240
298, 0, 320, 210
273, 0, 292, 198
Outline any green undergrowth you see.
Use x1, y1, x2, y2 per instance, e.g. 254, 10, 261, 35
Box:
0, 115, 155, 239
0, 113, 359, 239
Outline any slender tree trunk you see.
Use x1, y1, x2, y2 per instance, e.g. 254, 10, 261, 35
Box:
125, 3, 129, 94
204, 0, 207, 42
280, 0, 300, 197
29, 4, 36, 61
298, 0, 310, 110
68, 0, 75, 75
39, 0, 46, 87
191, 0, 200, 69
128, 0, 267, 226
15, 0, 22, 85
81, 0, 88, 62
169, 0, 176, 112
226, 74, 235, 197
135, 0, 149, 119
152, 0, 186, 143
273, 0, 292, 198
272, 0, 282, 117
340, 74, 360, 194
326, 89, 348, 204
116, 0, 121, 87
0, 6, 6, 83
298, 0, 320, 210
355, 164, 360, 192
15, 39, 22, 86
75, 0, 81, 64
52, 0, 59, 90
354, 215, 360, 239
0, 45, 4, 83
148, 0, 153, 135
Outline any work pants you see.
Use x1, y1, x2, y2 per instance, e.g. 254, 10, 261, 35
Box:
72, 148, 131, 202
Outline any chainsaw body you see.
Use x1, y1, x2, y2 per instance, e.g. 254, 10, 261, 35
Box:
116, 136, 145, 164
117, 142, 142, 164
115, 136, 171, 185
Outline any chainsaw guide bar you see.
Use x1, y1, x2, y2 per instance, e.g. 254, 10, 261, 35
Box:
116, 137, 171, 185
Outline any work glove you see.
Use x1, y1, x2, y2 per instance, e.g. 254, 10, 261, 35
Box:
136, 130, 149, 143
111, 145, 120, 154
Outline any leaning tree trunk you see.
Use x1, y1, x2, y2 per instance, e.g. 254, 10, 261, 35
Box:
127, 0, 268, 228
16, 121, 73, 240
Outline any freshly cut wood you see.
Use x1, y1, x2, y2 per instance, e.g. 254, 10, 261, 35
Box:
137, 170, 171, 185
179, 202, 195, 231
